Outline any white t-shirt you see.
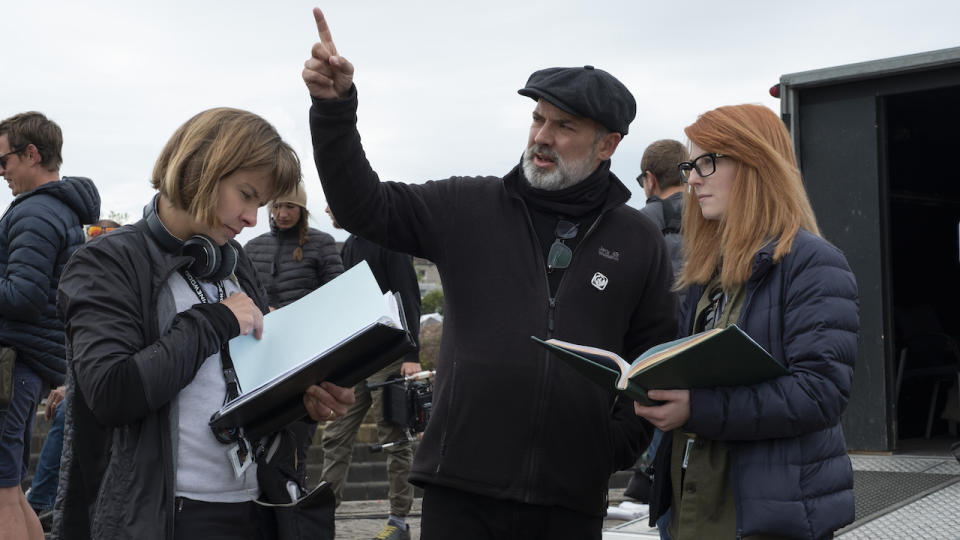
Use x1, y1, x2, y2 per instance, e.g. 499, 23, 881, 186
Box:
167, 272, 260, 503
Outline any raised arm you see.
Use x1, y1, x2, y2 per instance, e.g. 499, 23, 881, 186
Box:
302, 8, 354, 100
303, 7, 460, 263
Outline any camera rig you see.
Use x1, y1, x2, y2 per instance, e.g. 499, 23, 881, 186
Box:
365, 370, 435, 452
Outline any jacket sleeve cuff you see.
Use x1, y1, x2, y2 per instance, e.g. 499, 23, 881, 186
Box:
193, 302, 241, 341
684, 387, 717, 435
310, 84, 358, 115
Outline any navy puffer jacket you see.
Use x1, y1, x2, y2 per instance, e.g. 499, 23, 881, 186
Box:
0, 176, 99, 386
652, 229, 859, 539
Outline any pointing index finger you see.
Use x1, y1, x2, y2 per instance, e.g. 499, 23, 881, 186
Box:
313, 7, 338, 57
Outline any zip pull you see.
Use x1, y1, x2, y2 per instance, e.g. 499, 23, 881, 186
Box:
682, 437, 695, 470
548, 298, 556, 333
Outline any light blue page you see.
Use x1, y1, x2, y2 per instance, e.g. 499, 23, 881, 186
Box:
229, 261, 392, 394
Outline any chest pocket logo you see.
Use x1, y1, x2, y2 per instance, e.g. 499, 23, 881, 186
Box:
591, 272, 609, 291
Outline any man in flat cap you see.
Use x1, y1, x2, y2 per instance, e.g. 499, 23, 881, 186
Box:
303, 9, 675, 539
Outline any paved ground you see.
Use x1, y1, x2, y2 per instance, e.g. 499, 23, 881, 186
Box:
335, 451, 960, 540
335, 498, 423, 540
334, 490, 638, 539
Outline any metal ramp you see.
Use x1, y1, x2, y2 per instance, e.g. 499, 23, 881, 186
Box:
601, 453, 960, 539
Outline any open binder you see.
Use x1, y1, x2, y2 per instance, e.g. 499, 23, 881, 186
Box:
209, 262, 415, 439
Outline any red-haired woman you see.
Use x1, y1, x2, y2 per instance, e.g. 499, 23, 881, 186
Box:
634, 104, 858, 540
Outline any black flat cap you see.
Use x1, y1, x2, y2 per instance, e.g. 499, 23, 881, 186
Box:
518, 65, 636, 136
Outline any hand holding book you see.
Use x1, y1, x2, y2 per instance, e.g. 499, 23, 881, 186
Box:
633, 389, 690, 431
532, 325, 787, 407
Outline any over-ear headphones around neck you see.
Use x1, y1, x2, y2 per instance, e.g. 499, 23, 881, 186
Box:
144, 194, 237, 281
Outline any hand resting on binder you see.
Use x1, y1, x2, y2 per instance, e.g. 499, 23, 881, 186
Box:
304, 381, 355, 422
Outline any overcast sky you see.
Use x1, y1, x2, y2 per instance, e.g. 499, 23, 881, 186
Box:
2, 1, 958, 244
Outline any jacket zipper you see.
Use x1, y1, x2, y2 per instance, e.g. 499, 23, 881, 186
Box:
732, 260, 771, 539
516, 199, 553, 501
435, 356, 457, 470
157, 259, 190, 540
523, 207, 605, 502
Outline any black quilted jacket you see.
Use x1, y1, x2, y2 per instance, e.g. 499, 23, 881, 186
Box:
244, 223, 343, 308
53, 219, 264, 540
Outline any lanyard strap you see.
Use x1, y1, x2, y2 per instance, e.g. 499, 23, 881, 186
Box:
180, 268, 226, 304
179, 268, 241, 401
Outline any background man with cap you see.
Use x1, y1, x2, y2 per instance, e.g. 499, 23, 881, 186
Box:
303, 9, 676, 538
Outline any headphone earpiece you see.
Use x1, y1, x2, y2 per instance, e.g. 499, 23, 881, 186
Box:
144, 194, 236, 281
211, 242, 238, 281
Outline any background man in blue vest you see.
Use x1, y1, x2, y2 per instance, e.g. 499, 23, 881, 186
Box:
0, 112, 99, 540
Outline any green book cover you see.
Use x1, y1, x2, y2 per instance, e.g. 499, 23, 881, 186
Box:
532, 325, 788, 405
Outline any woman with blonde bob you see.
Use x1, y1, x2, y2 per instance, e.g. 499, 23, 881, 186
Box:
635, 104, 859, 539
55, 108, 354, 540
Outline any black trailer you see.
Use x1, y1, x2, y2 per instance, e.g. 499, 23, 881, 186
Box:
779, 47, 960, 452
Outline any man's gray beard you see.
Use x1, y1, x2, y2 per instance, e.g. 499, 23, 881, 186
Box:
522, 144, 598, 191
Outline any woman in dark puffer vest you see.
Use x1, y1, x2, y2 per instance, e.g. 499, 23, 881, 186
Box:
634, 104, 858, 540
243, 182, 344, 481
244, 182, 343, 309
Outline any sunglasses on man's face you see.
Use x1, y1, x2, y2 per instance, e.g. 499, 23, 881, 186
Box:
86, 225, 117, 238
0, 148, 23, 169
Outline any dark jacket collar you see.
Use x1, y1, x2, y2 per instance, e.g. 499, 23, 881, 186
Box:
268, 218, 300, 238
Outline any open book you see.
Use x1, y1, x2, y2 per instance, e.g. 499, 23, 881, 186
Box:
532, 325, 787, 406
209, 261, 415, 439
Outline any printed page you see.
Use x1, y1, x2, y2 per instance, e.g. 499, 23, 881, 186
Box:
542, 339, 629, 374
229, 261, 394, 394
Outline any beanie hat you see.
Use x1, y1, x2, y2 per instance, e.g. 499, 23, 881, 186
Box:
274, 182, 307, 208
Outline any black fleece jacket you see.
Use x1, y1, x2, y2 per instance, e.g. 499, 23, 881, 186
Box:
54, 220, 262, 540
310, 87, 677, 516
341, 234, 421, 364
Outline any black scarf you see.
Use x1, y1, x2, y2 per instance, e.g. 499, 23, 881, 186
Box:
517, 160, 613, 296
517, 159, 612, 217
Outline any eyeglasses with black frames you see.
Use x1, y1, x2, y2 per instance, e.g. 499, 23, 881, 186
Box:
547, 220, 579, 271
677, 152, 728, 183
0, 148, 23, 169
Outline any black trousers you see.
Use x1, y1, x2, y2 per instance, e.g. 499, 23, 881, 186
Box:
420, 484, 602, 540
173, 497, 273, 540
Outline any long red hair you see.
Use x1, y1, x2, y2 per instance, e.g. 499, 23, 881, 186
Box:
676, 104, 820, 290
